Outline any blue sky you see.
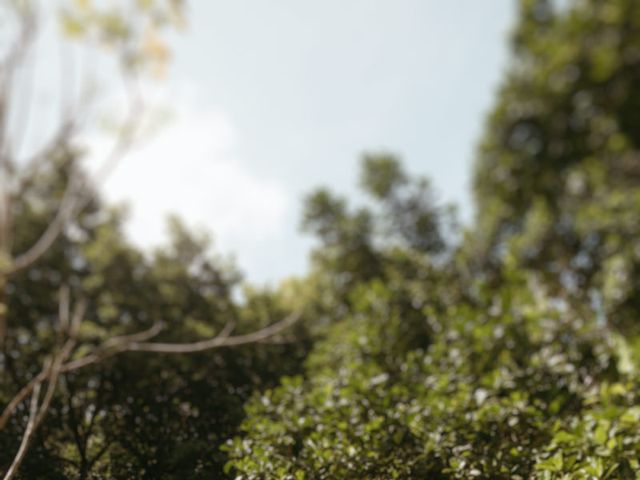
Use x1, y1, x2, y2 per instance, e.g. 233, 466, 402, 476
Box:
99, 1, 516, 285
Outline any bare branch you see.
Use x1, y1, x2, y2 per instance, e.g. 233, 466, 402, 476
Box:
216, 319, 236, 340
33, 337, 77, 432
0, 312, 300, 431
7, 23, 38, 169
2, 70, 144, 279
0, 376, 40, 432
101, 321, 165, 349
2, 339, 75, 480
58, 286, 71, 334
3, 170, 84, 276
0, 296, 85, 431
0, 290, 300, 477
0, 320, 159, 431
129, 311, 300, 353
2, 383, 41, 480
0, 3, 37, 169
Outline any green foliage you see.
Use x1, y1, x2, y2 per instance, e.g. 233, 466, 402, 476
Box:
226, 267, 639, 478
58, 0, 186, 75
6, 0, 640, 478
360, 153, 408, 199
471, 0, 640, 328
360, 154, 448, 254
225, 0, 640, 478
0, 155, 309, 478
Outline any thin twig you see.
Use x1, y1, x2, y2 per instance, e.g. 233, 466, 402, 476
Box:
2, 69, 145, 279
129, 312, 300, 353
0, 4, 36, 166
0, 311, 300, 430
2, 383, 41, 480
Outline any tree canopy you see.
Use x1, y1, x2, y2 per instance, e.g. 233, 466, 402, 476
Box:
4, 0, 640, 478
226, 0, 640, 478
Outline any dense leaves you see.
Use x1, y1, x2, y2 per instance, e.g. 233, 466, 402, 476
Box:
472, 0, 640, 329
226, 0, 640, 478
226, 167, 640, 478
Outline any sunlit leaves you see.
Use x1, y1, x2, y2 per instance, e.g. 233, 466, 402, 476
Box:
226, 270, 639, 478
224, 0, 640, 471
57, 0, 186, 77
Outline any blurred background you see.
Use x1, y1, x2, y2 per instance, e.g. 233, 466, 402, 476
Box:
7, 0, 640, 478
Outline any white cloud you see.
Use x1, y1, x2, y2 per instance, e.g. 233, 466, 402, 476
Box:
86, 89, 290, 278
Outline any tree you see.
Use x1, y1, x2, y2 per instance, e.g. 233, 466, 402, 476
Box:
7, 0, 640, 477
226, 1, 640, 478
471, 0, 640, 330
0, 2, 299, 478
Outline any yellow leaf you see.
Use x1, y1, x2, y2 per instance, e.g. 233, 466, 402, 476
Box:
137, 0, 154, 10
143, 30, 169, 61
73, 0, 91, 11
59, 11, 86, 38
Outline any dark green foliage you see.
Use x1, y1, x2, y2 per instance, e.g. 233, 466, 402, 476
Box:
472, 0, 640, 328
226, 153, 640, 477
1, 155, 310, 479
360, 154, 447, 254
227, 276, 637, 478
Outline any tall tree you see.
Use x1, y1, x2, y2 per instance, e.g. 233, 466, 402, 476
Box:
227, 1, 640, 478
471, 0, 640, 330
0, 2, 300, 478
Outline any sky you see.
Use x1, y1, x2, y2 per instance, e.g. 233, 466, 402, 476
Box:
60, 1, 517, 286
